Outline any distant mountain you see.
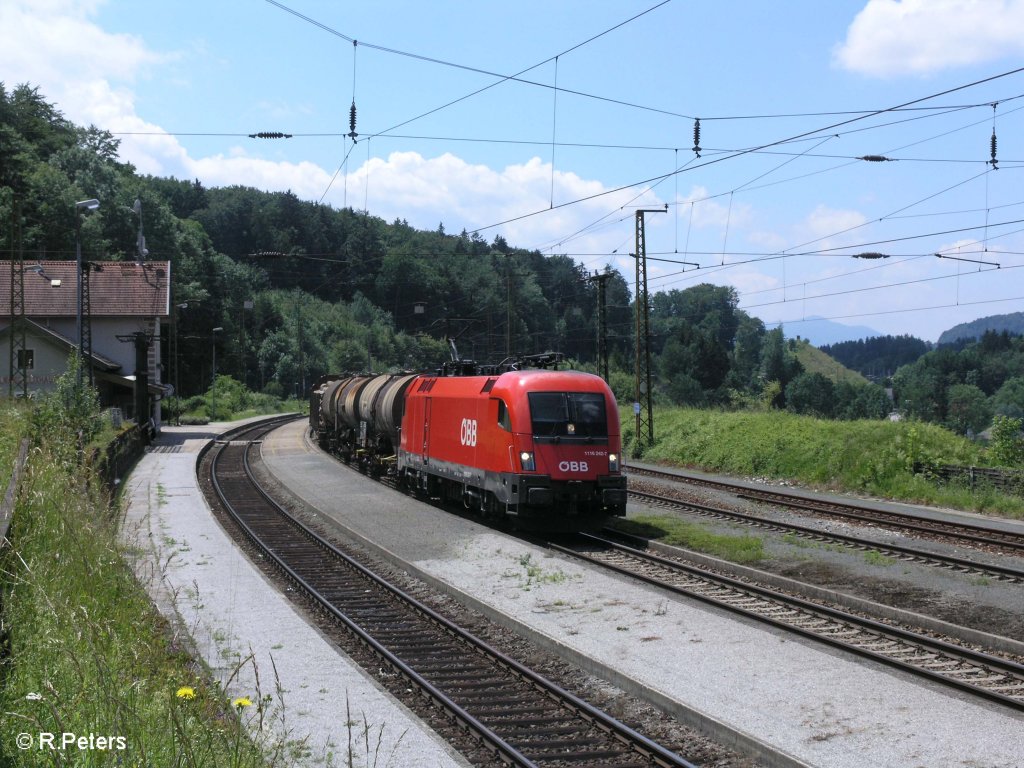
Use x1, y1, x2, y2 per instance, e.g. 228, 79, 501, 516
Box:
937, 312, 1024, 346
779, 316, 883, 347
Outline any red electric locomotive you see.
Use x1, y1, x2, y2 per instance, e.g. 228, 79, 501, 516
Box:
310, 361, 627, 529
399, 368, 626, 525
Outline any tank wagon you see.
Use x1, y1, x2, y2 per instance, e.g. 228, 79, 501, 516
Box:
310, 363, 627, 528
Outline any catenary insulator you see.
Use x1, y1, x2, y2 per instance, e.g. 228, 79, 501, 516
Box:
692, 118, 701, 157
990, 129, 998, 169
348, 101, 358, 141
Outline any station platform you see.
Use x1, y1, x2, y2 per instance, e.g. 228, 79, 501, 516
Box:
121, 420, 468, 768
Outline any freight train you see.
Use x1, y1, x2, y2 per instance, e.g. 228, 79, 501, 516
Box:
309, 357, 627, 529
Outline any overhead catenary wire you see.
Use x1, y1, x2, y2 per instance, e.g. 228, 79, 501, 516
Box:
91, 3, 1024, 335
468, 66, 1024, 236
259, 0, 1024, 307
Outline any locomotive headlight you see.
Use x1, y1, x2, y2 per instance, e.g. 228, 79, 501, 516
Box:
608, 453, 619, 472
520, 451, 535, 472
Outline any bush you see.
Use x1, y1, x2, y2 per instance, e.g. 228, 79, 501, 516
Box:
989, 415, 1024, 468
29, 356, 102, 464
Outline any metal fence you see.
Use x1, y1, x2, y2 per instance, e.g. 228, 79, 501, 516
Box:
90, 425, 148, 494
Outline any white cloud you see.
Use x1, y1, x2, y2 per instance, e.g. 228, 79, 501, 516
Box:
0, 0, 181, 175
803, 204, 868, 244
0, 1, 163, 97
0, 0, 654, 263
334, 151, 664, 254
834, 0, 1024, 77
679, 186, 752, 231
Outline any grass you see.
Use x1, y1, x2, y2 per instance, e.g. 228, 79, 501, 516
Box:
2, 385, 411, 768
614, 514, 765, 564
863, 550, 896, 567
517, 552, 573, 588
0, 402, 285, 767
625, 407, 1024, 519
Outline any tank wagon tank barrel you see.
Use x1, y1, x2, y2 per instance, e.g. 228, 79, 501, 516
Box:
372, 373, 420, 444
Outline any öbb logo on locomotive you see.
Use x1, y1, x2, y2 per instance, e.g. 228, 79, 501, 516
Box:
460, 418, 478, 447
558, 461, 589, 473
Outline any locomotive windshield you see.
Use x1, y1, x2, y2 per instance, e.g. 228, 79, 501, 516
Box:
528, 392, 607, 438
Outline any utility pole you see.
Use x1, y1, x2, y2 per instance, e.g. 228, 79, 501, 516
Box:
74, 198, 99, 386
81, 261, 93, 387
633, 205, 666, 451
587, 270, 611, 382
117, 331, 154, 434
294, 289, 305, 396
8, 201, 27, 398
505, 256, 513, 357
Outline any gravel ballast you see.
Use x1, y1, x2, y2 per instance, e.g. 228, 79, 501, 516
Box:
259, 419, 1024, 768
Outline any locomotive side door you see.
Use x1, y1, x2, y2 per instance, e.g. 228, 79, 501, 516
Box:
422, 397, 431, 464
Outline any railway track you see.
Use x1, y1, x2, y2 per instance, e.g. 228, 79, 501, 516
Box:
625, 482, 1024, 585
626, 463, 1024, 557
549, 533, 1024, 713
205, 420, 698, 768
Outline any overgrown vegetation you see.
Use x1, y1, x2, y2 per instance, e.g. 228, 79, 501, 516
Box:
614, 514, 765, 564
0, 375, 279, 767
626, 407, 1024, 518
165, 375, 303, 424
892, 329, 1024, 437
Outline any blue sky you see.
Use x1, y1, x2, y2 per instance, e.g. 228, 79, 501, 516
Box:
3, 0, 1024, 342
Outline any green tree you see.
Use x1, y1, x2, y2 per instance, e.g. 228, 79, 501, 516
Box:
785, 372, 835, 418
833, 380, 891, 420
893, 363, 945, 422
989, 415, 1024, 467
991, 376, 1024, 418
758, 327, 803, 407
945, 383, 992, 436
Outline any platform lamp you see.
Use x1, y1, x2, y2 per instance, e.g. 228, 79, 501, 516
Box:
211, 327, 223, 422
75, 198, 100, 386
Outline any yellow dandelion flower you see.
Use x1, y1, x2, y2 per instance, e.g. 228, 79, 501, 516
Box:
232, 696, 253, 709
176, 687, 196, 700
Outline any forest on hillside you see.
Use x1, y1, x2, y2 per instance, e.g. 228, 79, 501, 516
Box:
7, 82, 1024, 436
819, 335, 931, 380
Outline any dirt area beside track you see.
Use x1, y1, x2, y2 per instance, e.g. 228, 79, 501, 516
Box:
625, 476, 1024, 647
765, 558, 1024, 643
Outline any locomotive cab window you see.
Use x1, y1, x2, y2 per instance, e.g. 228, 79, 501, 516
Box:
528, 392, 607, 439
496, 399, 511, 431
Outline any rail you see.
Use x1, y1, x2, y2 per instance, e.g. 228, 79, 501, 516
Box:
206, 419, 697, 768
553, 532, 1024, 713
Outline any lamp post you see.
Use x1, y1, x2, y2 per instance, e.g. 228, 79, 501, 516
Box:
172, 302, 188, 424
211, 327, 223, 422
74, 198, 100, 385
